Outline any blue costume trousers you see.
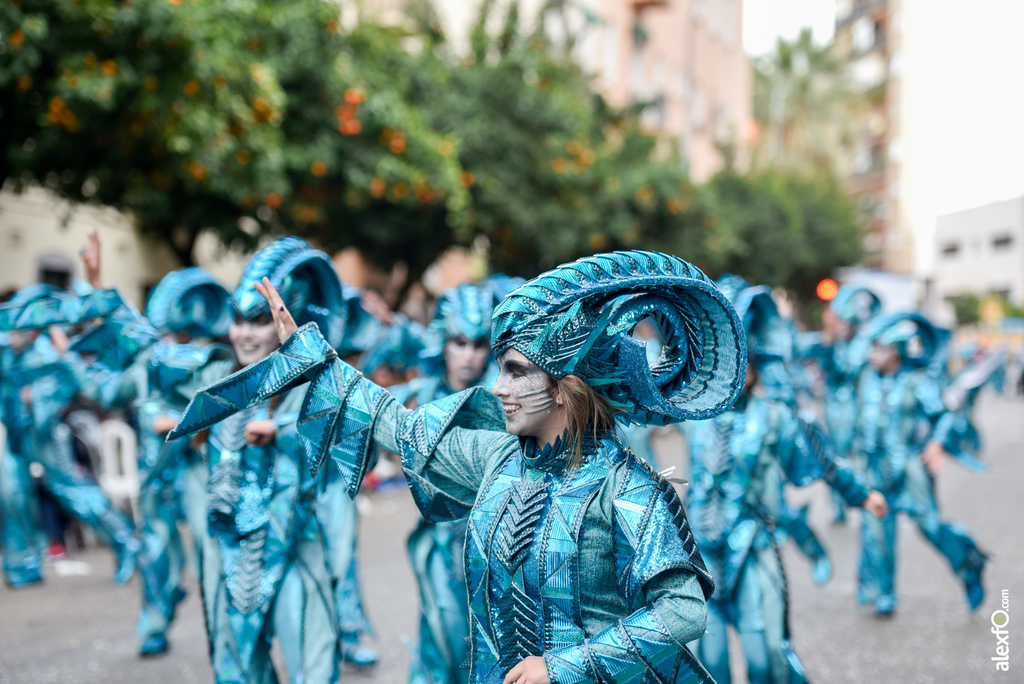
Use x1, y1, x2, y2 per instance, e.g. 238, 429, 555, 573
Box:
692, 545, 808, 684
314, 477, 374, 654
858, 457, 986, 612
136, 447, 208, 644
407, 518, 470, 684
1, 423, 137, 586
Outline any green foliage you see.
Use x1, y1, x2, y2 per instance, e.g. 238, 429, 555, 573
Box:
949, 294, 982, 327
0, 0, 461, 266
751, 28, 865, 176
702, 168, 863, 300
1, 1, 866, 291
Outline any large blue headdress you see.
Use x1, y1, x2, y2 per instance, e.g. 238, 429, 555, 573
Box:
432, 283, 501, 342
0, 282, 123, 331
146, 268, 232, 338
831, 284, 882, 326
416, 282, 503, 379
866, 312, 943, 368
234, 237, 346, 349
491, 251, 747, 425
715, 274, 792, 364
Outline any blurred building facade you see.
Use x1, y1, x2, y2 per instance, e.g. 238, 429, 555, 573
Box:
834, 0, 913, 274
0, 187, 247, 306
926, 197, 1024, 324
366, 0, 750, 183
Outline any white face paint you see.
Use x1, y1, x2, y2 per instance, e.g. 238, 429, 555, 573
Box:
492, 349, 564, 443
869, 343, 900, 375
443, 335, 491, 391
229, 313, 280, 366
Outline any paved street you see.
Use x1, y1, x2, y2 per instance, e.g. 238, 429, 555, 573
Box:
1, 392, 1021, 683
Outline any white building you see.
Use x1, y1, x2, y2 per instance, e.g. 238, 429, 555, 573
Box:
925, 196, 1024, 325
0, 186, 246, 307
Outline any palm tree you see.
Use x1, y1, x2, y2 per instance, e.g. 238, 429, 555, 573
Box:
751, 28, 866, 176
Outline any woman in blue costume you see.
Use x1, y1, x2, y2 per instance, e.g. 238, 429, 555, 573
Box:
171, 250, 750, 684
388, 283, 502, 684
853, 313, 988, 616
682, 276, 888, 684
80, 237, 345, 683
73, 242, 236, 656
801, 285, 882, 524
0, 284, 138, 587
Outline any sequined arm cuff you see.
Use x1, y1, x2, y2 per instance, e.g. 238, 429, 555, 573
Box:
544, 604, 714, 684
168, 323, 391, 497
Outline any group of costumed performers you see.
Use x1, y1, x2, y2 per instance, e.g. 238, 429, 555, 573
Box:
1, 237, 1003, 684
0, 283, 139, 588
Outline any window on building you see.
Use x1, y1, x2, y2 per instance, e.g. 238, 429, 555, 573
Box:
37, 254, 74, 290
992, 233, 1014, 251
941, 242, 960, 258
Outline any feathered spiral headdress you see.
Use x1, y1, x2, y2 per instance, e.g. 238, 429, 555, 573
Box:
831, 284, 882, 326
233, 237, 346, 349
866, 312, 943, 368
491, 251, 747, 425
146, 268, 232, 338
715, 274, 792, 364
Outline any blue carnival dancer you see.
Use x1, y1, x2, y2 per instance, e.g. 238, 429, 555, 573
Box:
171, 250, 751, 684
715, 275, 836, 587
853, 312, 988, 616
79, 236, 343, 683
75, 257, 235, 656
802, 284, 882, 524
684, 276, 888, 684
0, 284, 138, 587
388, 283, 503, 684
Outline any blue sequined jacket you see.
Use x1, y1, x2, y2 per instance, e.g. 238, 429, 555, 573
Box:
853, 366, 957, 498
170, 324, 716, 684
684, 393, 868, 596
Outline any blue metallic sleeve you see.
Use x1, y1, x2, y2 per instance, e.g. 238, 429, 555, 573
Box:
780, 409, 869, 507
544, 591, 714, 684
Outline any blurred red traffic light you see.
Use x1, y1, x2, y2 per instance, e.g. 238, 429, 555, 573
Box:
817, 278, 839, 301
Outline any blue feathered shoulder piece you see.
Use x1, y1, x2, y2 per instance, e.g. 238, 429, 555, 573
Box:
146, 267, 232, 338
233, 237, 346, 349
0, 283, 124, 331
491, 251, 747, 425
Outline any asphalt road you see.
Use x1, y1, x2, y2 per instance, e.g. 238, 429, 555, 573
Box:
1, 392, 1021, 683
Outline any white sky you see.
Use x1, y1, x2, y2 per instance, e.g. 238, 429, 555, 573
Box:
742, 0, 1024, 276
743, 0, 835, 56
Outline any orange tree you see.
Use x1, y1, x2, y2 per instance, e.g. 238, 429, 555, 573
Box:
0, 0, 462, 266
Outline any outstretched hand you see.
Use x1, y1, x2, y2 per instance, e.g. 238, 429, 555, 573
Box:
862, 490, 889, 519
80, 228, 104, 289
253, 277, 298, 343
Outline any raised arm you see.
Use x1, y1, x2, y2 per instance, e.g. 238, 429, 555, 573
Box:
170, 279, 509, 510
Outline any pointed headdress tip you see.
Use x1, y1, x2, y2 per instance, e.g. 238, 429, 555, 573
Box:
491, 250, 747, 425
234, 237, 346, 349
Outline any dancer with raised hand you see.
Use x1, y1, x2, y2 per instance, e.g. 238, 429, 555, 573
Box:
853, 313, 988, 616
74, 238, 236, 656
0, 284, 138, 587
170, 251, 751, 684
76, 236, 347, 683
